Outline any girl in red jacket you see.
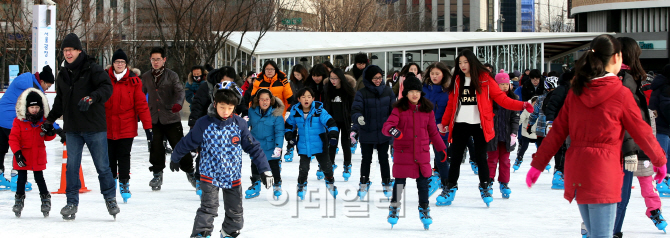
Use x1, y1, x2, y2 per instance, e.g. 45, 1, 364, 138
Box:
10, 88, 56, 218
438, 49, 533, 207
105, 49, 153, 203
382, 74, 446, 230
526, 34, 667, 238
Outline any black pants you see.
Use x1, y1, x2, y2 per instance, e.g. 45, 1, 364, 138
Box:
0, 128, 12, 172
447, 123, 490, 185
108, 138, 134, 180
517, 135, 536, 159
192, 183, 243, 237
328, 121, 352, 166
16, 170, 48, 195
391, 174, 429, 204
359, 142, 391, 184
298, 153, 333, 184
150, 122, 194, 173
554, 142, 567, 173
251, 160, 282, 182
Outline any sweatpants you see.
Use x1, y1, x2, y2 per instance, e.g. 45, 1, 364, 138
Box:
191, 183, 243, 237
298, 153, 333, 184
16, 170, 48, 195
447, 123, 489, 186
487, 142, 511, 183
108, 138, 134, 180
359, 142, 391, 184
328, 121, 351, 167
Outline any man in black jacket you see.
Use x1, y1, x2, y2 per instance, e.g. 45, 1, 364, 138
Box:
44, 33, 119, 220
521, 69, 544, 101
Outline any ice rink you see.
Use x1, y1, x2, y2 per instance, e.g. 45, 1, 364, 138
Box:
1, 121, 667, 238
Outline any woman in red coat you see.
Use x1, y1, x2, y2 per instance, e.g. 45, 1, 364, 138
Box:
526, 34, 667, 238
10, 88, 56, 217
382, 74, 446, 230
438, 49, 534, 207
105, 49, 153, 203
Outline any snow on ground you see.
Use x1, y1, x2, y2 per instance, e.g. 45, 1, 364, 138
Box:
0, 121, 667, 238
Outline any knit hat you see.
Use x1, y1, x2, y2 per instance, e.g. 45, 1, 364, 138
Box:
39, 65, 55, 84
364, 65, 383, 82
402, 72, 423, 97
354, 53, 368, 64
61, 33, 82, 51
545, 76, 559, 90
495, 69, 510, 84
111, 49, 128, 63
26, 91, 43, 109
513, 70, 521, 78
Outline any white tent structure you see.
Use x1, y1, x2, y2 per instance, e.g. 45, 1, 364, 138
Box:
218, 31, 609, 75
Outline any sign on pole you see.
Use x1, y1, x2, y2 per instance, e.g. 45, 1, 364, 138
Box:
8, 65, 19, 85
32, 5, 56, 92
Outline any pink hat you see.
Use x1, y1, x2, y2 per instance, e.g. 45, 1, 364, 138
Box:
495, 69, 510, 84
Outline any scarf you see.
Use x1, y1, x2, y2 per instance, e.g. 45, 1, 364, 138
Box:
62, 52, 87, 85
114, 68, 127, 81
152, 66, 165, 84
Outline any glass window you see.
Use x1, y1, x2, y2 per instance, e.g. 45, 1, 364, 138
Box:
439, 48, 457, 69
422, 49, 439, 70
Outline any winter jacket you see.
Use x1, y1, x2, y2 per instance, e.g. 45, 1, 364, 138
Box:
246, 71, 294, 116
141, 68, 184, 125
543, 74, 571, 121
441, 73, 525, 143
10, 88, 56, 171
513, 86, 523, 101
248, 97, 285, 161
528, 94, 548, 137
351, 74, 396, 144
47, 53, 113, 132
519, 106, 538, 139
241, 80, 251, 95
345, 66, 366, 91
382, 102, 447, 179
487, 96, 520, 152
104, 66, 152, 140
285, 101, 338, 157
521, 78, 545, 101
171, 112, 270, 189
188, 68, 247, 127
531, 73, 666, 204
0, 72, 44, 130
619, 70, 652, 161
323, 75, 356, 126
650, 74, 670, 135
423, 83, 449, 141
307, 78, 326, 103
185, 70, 208, 105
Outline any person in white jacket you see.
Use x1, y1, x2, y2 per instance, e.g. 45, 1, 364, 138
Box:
513, 96, 538, 171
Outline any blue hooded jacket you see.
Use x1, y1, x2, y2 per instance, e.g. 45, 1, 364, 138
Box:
423, 83, 449, 141
0, 72, 44, 129
285, 101, 338, 157
248, 97, 285, 161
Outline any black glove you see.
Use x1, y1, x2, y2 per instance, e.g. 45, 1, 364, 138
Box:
145, 129, 153, 152
328, 131, 338, 146
40, 122, 54, 137
78, 96, 94, 111
285, 131, 296, 146
56, 128, 66, 144
388, 127, 403, 139
14, 150, 26, 167
169, 161, 180, 172
526, 126, 533, 135
45, 125, 56, 137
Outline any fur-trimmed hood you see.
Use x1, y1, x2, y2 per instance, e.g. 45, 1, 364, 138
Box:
251, 96, 285, 117
16, 88, 49, 121
188, 69, 209, 84
105, 65, 141, 77
323, 74, 356, 89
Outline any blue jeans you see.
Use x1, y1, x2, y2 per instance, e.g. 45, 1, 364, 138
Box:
656, 133, 670, 172
66, 132, 116, 205
578, 203, 616, 238
613, 170, 634, 234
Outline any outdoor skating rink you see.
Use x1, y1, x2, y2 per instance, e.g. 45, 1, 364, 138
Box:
1, 121, 667, 238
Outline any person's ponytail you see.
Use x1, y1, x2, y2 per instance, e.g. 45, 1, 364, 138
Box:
572, 34, 621, 96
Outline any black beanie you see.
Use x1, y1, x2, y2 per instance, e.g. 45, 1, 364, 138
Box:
111, 49, 128, 63
26, 91, 43, 109
364, 65, 383, 82
402, 72, 423, 97
61, 33, 82, 51
39, 65, 55, 84
354, 53, 368, 64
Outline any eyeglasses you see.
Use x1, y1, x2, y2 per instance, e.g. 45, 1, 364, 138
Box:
113, 61, 126, 65
150, 58, 163, 62
372, 76, 383, 81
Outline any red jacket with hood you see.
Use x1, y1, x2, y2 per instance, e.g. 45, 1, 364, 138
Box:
105, 67, 152, 140
531, 73, 666, 204
10, 88, 56, 171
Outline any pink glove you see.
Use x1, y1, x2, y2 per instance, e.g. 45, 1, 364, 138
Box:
654, 165, 667, 184
510, 134, 517, 147
526, 166, 542, 188
523, 101, 534, 113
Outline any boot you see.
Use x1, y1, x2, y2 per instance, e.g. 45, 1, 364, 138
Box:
551, 171, 565, 190
649, 209, 668, 233
105, 197, 120, 220
315, 165, 324, 180
325, 177, 338, 198
513, 155, 523, 172
499, 182, 511, 199
357, 180, 371, 201
418, 203, 432, 230
12, 194, 25, 217
342, 164, 352, 181
40, 193, 51, 217
297, 181, 307, 200
60, 203, 78, 221
436, 183, 457, 206
388, 202, 400, 228
149, 171, 163, 191
0, 172, 11, 190
382, 178, 394, 199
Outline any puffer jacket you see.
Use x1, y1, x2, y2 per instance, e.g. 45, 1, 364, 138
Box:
105, 66, 152, 140
351, 69, 396, 144
185, 69, 208, 105
423, 83, 449, 141
521, 78, 545, 101
188, 68, 246, 127
141, 68, 184, 125
248, 97, 285, 161
650, 74, 670, 135
543, 72, 571, 121
285, 101, 338, 157
10, 88, 56, 171
382, 102, 447, 179
619, 69, 651, 161
531, 73, 666, 204
487, 95, 520, 152
0, 72, 44, 130
246, 70, 294, 116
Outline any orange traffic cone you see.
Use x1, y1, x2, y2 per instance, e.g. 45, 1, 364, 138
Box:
52, 142, 91, 194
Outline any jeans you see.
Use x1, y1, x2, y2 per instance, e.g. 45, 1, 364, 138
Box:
656, 133, 670, 172
578, 203, 616, 238
613, 170, 634, 234
66, 132, 116, 205
432, 139, 450, 186
360, 142, 391, 184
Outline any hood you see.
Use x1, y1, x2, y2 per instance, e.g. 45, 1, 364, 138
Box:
578, 73, 622, 108
251, 95, 285, 117
651, 74, 668, 90
207, 68, 243, 87
16, 88, 50, 121
323, 74, 356, 89
361, 67, 386, 96
187, 69, 209, 84
293, 100, 325, 116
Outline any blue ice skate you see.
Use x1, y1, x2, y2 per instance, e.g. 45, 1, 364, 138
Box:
273, 181, 282, 200
388, 206, 399, 228
512, 157, 522, 172
326, 180, 338, 198
545, 164, 551, 172
650, 209, 668, 233
581, 222, 588, 238
10, 172, 31, 192
119, 179, 132, 203
551, 171, 565, 190
284, 146, 294, 162
0, 172, 11, 190
657, 178, 670, 197
196, 180, 202, 197
499, 183, 511, 199
479, 183, 493, 207
358, 181, 371, 201
427, 171, 441, 197
316, 165, 324, 180
297, 182, 307, 200
245, 178, 261, 199
382, 179, 394, 198
342, 164, 351, 181
351, 141, 357, 154
436, 186, 457, 206
418, 205, 432, 230
469, 161, 478, 175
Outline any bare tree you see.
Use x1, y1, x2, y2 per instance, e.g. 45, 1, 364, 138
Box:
304, 0, 406, 32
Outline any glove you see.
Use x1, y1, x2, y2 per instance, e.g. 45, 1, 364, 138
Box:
437, 123, 448, 135
243, 116, 249, 121
388, 127, 403, 139
169, 161, 180, 172
329, 134, 338, 146
349, 131, 358, 146
78, 96, 94, 111
40, 122, 54, 137
260, 171, 273, 189
272, 147, 282, 158
145, 129, 153, 152
436, 149, 447, 163
56, 128, 66, 144
526, 126, 533, 135
190, 150, 198, 158
523, 101, 534, 113
624, 154, 638, 172
526, 166, 542, 188
171, 104, 182, 113
44, 125, 56, 136
357, 116, 365, 126
510, 133, 517, 147
285, 132, 296, 146
654, 165, 668, 184
14, 150, 26, 167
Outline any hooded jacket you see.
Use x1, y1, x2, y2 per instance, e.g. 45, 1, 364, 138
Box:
423, 83, 449, 141
248, 96, 285, 161
140, 67, 184, 125
104, 66, 152, 140
10, 88, 56, 171
323, 74, 356, 126
351, 68, 396, 144
531, 73, 666, 204
285, 101, 338, 157
185, 69, 208, 104
0, 72, 44, 130
247, 70, 294, 116
487, 95, 521, 152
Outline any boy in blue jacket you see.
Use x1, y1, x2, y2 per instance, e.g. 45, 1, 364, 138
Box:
170, 82, 272, 238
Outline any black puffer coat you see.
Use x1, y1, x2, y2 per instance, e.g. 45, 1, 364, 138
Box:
350, 69, 396, 144
619, 69, 651, 160
543, 71, 571, 121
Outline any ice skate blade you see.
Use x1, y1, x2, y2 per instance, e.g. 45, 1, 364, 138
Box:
123, 198, 128, 203
62, 214, 75, 221
15, 212, 21, 218
151, 186, 161, 191
43, 212, 49, 218
424, 225, 430, 230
